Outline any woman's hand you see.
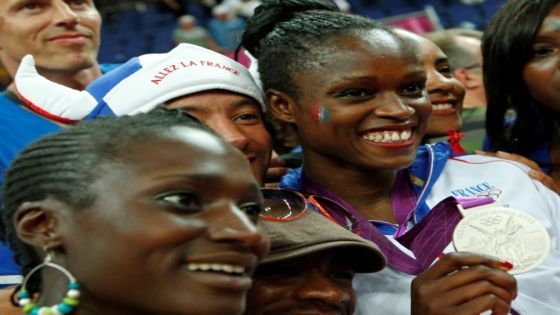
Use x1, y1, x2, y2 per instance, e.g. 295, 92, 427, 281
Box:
411, 252, 517, 315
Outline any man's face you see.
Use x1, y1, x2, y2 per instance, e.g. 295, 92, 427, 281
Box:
166, 90, 272, 185
0, 0, 101, 75
245, 250, 356, 315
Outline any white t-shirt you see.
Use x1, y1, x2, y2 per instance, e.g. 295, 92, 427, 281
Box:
354, 154, 560, 315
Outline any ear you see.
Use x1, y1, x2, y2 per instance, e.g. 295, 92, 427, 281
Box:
453, 68, 478, 89
14, 199, 65, 252
266, 89, 298, 124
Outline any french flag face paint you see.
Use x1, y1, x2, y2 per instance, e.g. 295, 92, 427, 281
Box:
311, 104, 331, 124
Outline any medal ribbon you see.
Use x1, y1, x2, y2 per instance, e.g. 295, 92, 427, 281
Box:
301, 174, 493, 275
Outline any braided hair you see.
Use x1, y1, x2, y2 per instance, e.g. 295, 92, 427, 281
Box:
1, 107, 212, 297
237, 0, 402, 99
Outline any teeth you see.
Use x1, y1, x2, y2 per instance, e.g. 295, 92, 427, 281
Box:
186, 263, 245, 275
432, 103, 453, 110
361, 129, 412, 143
400, 130, 411, 140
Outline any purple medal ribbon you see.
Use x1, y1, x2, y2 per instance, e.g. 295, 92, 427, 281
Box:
302, 174, 493, 275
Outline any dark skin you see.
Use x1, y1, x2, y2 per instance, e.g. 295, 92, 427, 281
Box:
14, 127, 269, 315
267, 30, 517, 314
522, 2, 560, 189
245, 250, 356, 315
412, 252, 517, 315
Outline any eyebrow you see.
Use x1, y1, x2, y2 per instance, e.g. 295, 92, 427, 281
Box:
334, 70, 425, 85
171, 98, 260, 113
154, 173, 258, 186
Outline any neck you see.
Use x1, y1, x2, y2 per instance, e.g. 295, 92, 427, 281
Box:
302, 149, 398, 223
10, 66, 101, 91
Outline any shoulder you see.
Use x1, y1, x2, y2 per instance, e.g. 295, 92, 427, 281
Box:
447, 154, 532, 172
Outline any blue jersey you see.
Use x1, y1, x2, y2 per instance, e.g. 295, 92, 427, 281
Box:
0, 63, 119, 288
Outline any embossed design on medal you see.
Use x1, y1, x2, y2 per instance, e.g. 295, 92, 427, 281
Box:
453, 206, 551, 274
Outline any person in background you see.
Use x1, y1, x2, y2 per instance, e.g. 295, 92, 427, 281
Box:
244, 206, 385, 315
426, 28, 486, 151
394, 29, 465, 146
221, 0, 262, 18
173, 14, 220, 51
398, 28, 559, 193
483, 0, 560, 189
0, 109, 269, 315
208, 5, 247, 54
240, 0, 559, 313
0, 0, 118, 290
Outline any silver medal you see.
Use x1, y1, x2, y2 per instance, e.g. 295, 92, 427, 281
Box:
453, 205, 550, 274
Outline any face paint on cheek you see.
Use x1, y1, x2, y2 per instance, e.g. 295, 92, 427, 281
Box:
310, 104, 331, 124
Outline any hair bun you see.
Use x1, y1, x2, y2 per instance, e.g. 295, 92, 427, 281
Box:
240, 0, 338, 58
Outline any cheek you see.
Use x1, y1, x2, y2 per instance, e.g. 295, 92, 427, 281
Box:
452, 81, 466, 107
310, 104, 331, 124
414, 98, 433, 124
348, 290, 357, 313
523, 61, 560, 105
81, 11, 102, 30
246, 280, 290, 310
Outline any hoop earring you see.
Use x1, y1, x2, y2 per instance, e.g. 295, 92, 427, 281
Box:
17, 253, 81, 315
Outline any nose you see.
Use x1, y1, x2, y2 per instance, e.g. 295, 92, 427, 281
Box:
208, 201, 267, 250
53, 1, 79, 26
373, 94, 415, 120
206, 118, 250, 152
294, 270, 352, 307
427, 71, 454, 94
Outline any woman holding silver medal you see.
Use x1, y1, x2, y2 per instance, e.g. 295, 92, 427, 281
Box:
237, 0, 560, 314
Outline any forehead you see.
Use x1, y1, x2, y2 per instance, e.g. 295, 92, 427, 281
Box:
96, 126, 255, 188
300, 30, 419, 80
539, 3, 560, 33
117, 126, 237, 171
264, 249, 354, 271
339, 29, 410, 60
167, 90, 261, 113
415, 38, 446, 64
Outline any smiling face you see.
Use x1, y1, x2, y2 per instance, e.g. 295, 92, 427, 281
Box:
275, 30, 431, 171
0, 0, 101, 74
57, 126, 269, 315
397, 30, 465, 138
523, 2, 560, 113
166, 90, 272, 185
245, 250, 356, 315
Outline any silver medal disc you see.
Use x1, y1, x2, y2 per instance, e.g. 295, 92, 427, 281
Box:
453, 206, 550, 274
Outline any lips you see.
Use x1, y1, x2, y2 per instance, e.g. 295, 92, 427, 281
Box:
431, 100, 458, 115
185, 262, 245, 275
184, 252, 259, 276
358, 122, 417, 147
48, 33, 89, 45
180, 253, 259, 290
360, 129, 412, 143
